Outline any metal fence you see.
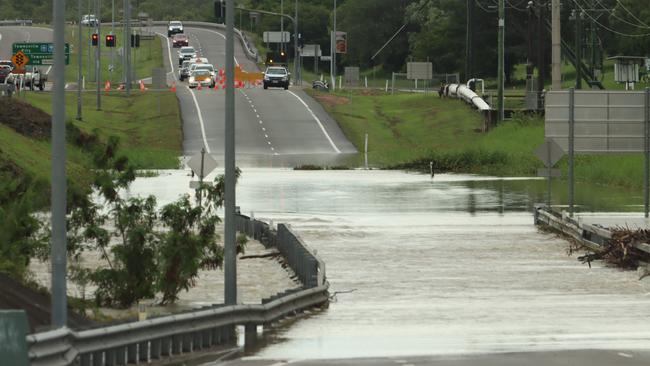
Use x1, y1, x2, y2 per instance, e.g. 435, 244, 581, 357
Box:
26, 215, 328, 366
0, 19, 33, 26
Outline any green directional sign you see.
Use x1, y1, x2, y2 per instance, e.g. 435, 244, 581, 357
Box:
12, 42, 70, 65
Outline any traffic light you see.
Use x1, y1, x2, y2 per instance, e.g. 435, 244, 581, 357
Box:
91, 33, 98, 46
214, 0, 225, 21
130, 34, 140, 48
105, 34, 116, 47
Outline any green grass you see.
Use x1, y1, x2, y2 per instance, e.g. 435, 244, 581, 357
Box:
63, 25, 164, 84
309, 89, 649, 191
23, 91, 181, 169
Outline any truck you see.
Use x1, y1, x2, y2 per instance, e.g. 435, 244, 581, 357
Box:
8, 67, 47, 91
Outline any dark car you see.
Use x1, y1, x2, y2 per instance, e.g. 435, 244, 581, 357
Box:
0, 65, 12, 83
263, 66, 290, 90
172, 34, 189, 48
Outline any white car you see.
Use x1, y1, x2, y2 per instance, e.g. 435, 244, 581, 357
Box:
168, 21, 184, 37
81, 14, 98, 27
177, 46, 197, 67
188, 70, 215, 88
179, 58, 209, 81
192, 63, 216, 80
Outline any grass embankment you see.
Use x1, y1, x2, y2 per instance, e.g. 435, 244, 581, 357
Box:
310, 89, 648, 191
24, 92, 181, 168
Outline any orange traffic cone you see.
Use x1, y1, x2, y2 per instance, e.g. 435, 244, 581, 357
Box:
104, 80, 111, 93
170, 82, 177, 92
139, 80, 145, 92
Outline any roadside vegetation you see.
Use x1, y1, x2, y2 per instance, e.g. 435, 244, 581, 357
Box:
310, 89, 647, 192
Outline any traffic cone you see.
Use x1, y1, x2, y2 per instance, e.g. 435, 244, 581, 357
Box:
104, 80, 111, 93
197, 82, 202, 91
139, 80, 145, 92
170, 82, 177, 92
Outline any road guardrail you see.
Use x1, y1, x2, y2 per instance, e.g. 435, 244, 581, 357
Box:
26, 215, 327, 365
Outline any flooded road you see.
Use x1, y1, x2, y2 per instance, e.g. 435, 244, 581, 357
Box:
127, 169, 650, 359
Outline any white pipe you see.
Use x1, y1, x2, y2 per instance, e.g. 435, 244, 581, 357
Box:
448, 83, 491, 111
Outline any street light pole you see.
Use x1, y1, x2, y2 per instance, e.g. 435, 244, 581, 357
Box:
497, 0, 505, 122
224, 0, 237, 306
51, 0, 68, 329
96, 0, 102, 110
77, 0, 83, 120
294, 0, 299, 85
280, 0, 284, 54
331, 0, 336, 91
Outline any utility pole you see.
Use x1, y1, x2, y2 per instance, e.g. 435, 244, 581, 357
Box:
77, 0, 83, 120
536, 1, 546, 95
294, 0, 299, 86
95, 0, 102, 110
124, 0, 131, 95
52, 0, 68, 329
497, 0, 505, 122
465, 0, 474, 81
574, 5, 582, 89
87, 0, 92, 82
280, 0, 284, 54
551, 0, 561, 89
331, 0, 337, 91
111, 0, 114, 81
224, 0, 237, 306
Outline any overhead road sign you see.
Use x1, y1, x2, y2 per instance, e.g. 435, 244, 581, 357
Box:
263, 31, 290, 44
12, 42, 70, 65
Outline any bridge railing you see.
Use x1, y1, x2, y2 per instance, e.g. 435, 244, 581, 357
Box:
26, 215, 327, 366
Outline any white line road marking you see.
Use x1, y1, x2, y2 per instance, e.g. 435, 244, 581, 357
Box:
264, 134, 268, 138
187, 86, 211, 153
287, 90, 341, 154
618, 352, 634, 358
155, 32, 176, 78
267, 141, 271, 145
262, 127, 266, 131
259, 120, 263, 124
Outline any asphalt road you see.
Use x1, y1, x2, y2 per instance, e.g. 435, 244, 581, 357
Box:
155, 26, 356, 167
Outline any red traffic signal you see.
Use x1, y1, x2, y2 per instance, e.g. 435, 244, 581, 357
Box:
91, 33, 98, 46
105, 34, 116, 47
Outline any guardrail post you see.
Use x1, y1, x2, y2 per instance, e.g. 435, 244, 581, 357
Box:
244, 323, 257, 350
193, 331, 203, 350
138, 341, 148, 362
115, 346, 127, 365
160, 337, 171, 357
182, 333, 193, 353
92, 351, 104, 366
211, 327, 221, 345
127, 344, 138, 363
150, 339, 161, 360
202, 330, 212, 348
171, 335, 182, 354
80, 353, 91, 366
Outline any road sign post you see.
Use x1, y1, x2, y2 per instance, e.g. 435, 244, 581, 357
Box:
568, 88, 575, 217
225, 0, 237, 307
535, 138, 564, 207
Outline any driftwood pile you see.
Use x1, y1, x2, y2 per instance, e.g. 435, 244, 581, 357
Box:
578, 227, 650, 271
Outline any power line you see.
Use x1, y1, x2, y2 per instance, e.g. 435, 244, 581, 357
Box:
572, 0, 650, 38
614, 0, 650, 29
593, 0, 650, 30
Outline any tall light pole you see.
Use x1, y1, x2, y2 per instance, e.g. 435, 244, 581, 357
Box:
280, 0, 284, 54
294, 0, 299, 85
331, 0, 336, 91
52, 0, 68, 329
224, 0, 237, 306
124, 0, 131, 95
77, 0, 83, 120
551, 0, 561, 89
95, 0, 102, 110
497, 0, 504, 122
